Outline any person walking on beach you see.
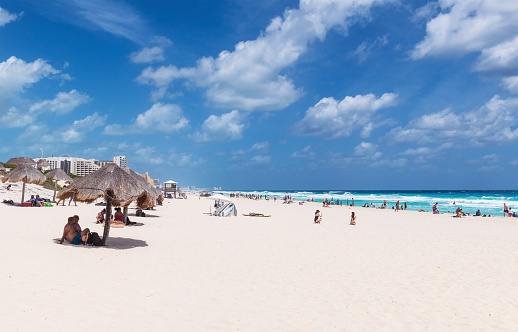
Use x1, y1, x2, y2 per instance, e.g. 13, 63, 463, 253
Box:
69, 194, 76, 206
314, 210, 322, 224
395, 200, 400, 212
504, 203, 509, 217
350, 212, 356, 225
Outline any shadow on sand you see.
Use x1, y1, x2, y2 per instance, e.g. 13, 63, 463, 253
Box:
53, 237, 148, 250
133, 214, 159, 218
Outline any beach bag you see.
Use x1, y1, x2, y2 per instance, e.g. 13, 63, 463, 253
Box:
87, 232, 103, 246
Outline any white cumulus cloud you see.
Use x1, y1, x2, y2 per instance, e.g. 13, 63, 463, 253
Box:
292, 93, 398, 139
0, 56, 59, 99
130, 46, 165, 64
191, 110, 248, 142
501, 76, 518, 94
104, 102, 189, 135
137, 0, 392, 111
387, 95, 518, 146
16, 112, 107, 146
0, 90, 89, 128
29, 90, 91, 115
130, 36, 172, 64
411, 0, 518, 60
0, 6, 20, 27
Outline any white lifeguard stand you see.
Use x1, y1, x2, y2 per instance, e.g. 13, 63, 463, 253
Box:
164, 180, 177, 198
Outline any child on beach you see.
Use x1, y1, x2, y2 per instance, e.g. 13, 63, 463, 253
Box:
350, 212, 356, 225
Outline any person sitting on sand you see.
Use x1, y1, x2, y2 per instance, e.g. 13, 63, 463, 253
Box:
314, 210, 322, 224
350, 212, 356, 225
28, 195, 36, 206
476, 209, 481, 216
35, 195, 45, 207
455, 207, 464, 217
114, 207, 124, 222
96, 209, 106, 224
59, 216, 90, 245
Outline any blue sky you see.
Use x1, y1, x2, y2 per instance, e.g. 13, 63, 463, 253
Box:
1, 0, 517, 190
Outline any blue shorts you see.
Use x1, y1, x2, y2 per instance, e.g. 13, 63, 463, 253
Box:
71, 233, 82, 245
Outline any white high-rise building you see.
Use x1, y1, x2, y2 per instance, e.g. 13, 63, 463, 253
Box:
113, 156, 127, 168
36, 154, 101, 176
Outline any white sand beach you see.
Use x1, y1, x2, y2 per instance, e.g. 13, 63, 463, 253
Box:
1, 184, 517, 331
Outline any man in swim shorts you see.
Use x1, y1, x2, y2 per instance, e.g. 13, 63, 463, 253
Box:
59, 216, 89, 245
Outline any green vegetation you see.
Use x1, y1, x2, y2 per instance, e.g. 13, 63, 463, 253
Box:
42, 178, 56, 191
2, 163, 18, 170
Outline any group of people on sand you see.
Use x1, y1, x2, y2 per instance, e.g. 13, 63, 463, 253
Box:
28, 195, 47, 207
314, 210, 356, 225
59, 215, 92, 245
96, 207, 135, 225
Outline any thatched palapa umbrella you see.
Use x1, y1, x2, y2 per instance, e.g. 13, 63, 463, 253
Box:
122, 166, 163, 222
45, 168, 72, 202
2, 164, 46, 204
0, 164, 6, 173
6, 157, 37, 166
57, 163, 156, 245
37, 159, 50, 170
122, 167, 162, 201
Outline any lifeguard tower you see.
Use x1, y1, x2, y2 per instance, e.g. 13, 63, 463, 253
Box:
164, 180, 177, 198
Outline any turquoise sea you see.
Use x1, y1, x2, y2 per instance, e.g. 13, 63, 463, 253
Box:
219, 190, 518, 216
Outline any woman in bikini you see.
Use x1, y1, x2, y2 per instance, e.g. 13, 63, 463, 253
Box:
350, 212, 356, 225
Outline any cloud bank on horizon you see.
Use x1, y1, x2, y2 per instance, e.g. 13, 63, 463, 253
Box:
0, 0, 517, 189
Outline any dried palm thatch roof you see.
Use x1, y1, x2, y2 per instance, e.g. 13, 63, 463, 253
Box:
57, 163, 155, 208
2, 163, 46, 184
123, 167, 163, 201
2, 164, 46, 204
37, 159, 50, 168
6, 157, 36, 165
0, 164, 6, 173
46, 168, 72, 202
46, 168, 72, 181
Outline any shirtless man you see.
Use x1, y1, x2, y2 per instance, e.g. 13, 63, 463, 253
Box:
59, 215, 89, 245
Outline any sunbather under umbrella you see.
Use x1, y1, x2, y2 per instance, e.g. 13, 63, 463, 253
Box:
1, 164, 46, 204
57, 163, 156, 246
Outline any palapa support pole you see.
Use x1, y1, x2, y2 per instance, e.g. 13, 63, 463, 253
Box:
102, 191, 113, 246
53, 180, 58, 203
123, 206, 128, 224
21, 179, 26, 205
